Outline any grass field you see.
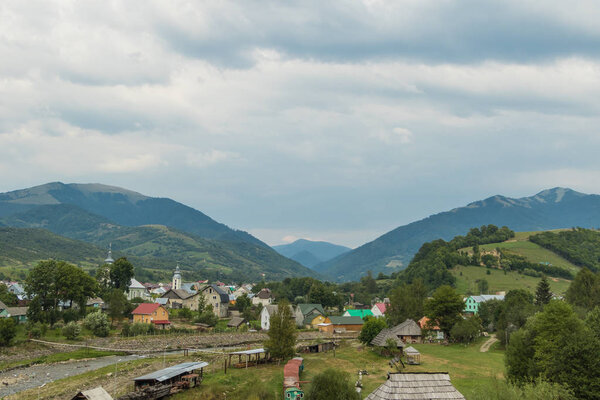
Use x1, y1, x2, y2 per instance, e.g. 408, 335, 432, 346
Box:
172, 339, 504, 400
452, 265, 571, 295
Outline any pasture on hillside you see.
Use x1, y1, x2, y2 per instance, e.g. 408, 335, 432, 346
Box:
452, 265, 571, 295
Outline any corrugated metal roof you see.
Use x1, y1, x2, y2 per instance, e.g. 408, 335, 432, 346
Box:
230, 348, 266, 355
134, 362, 208, 382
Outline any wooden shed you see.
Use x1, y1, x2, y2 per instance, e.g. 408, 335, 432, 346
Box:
71, 387, 113, 400
370, 328, 405, 350
227, 316, 246, 329
404, 346, 421, 365
365, 372, 465, 400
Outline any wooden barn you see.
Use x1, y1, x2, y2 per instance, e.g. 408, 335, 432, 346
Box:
365, 372, 465, 400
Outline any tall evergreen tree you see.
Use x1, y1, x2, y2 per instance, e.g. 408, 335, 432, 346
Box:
264, 299, 297, 359
535, 276, 552, 306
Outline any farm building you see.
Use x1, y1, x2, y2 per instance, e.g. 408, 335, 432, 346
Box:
370, 328, 405, 349
131, 303, 171, 329
227, 348, 270, 368
318, 316, 364, 333
227, 316, 246, 329
71, 387, 113, 400
389, 319, 422, 343
298, 341, 335, 353
365, 372, 465, 400
133, 362, 208, 390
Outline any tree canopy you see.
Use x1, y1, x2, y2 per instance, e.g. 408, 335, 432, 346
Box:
505, 301, 600, 399
424, 285, 465, 337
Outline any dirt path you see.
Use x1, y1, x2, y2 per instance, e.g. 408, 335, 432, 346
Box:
480, 335, 498, 352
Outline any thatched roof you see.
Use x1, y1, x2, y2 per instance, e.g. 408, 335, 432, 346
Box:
371, 328, 405, 348
390, 319, 422, 337
365, 372, 465, 400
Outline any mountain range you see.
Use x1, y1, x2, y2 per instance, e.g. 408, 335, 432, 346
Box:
0, 182, 315, 282
317, 187, 600, 281
273, 239, 351, 269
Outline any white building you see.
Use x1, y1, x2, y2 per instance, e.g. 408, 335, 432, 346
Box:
127, 278, 150, 301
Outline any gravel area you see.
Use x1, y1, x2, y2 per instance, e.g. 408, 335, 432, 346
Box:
0, 355, 142, 398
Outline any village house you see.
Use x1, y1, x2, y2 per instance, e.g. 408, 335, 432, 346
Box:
131, 303, 171, 329
161, 288, 201, 310
371, 302, 387, 317
260, 304, 295, 330
127, 278, 151, 301
370, 328, 405, 349
318, 316, 364, 333
419, 316, 444, 340
199, 284, 229, 318
294, 303, 326, 328
252, 288, 273, 306
464, 294, 505, 315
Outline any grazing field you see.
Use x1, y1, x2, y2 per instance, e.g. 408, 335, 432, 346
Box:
452, 265, 571, 295
173, 339, 505, 400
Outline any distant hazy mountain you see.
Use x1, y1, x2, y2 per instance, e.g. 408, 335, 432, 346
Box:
0, 182, 316, 282
317, 188, 600, 281
273, 239, 351, 269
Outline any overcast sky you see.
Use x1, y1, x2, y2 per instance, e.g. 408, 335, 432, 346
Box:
1, 1, 599, 248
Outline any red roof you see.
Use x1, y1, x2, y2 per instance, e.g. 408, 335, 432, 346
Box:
132, 303, 161, 315
374, 303, 387, 314
152, 320, 171, 325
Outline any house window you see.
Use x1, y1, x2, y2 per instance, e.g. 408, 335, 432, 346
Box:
213, 296, 216, 300
215, 303, 218, 308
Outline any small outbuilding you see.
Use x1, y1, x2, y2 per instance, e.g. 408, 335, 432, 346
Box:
133, 362, 208, 390
404, 346, 421, 365
227, 316, 246, 329
370, 328, 405, 350
365, 372, 465, 400
71, 387, 113, 400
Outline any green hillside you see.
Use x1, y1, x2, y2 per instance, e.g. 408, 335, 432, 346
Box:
0, 224, 317, 283
451, 265, 571, 295
0, 202, 317, 282
471, 230, 579, 273
0, 227, 106, 280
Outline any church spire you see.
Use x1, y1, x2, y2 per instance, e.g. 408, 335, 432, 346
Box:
104, 243, 114, 264
172, 264, 182, 290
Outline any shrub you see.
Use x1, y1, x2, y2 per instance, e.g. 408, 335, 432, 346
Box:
450, 316, 481, 343
0, 318, 16, 346
305, 369, 360, 400
121, 322, 131, 337
130, 322, 151, 336
62, 309, 80, 324
62, 321, 81, 340
358, 316, 387, 345
83, 311, 110, 337
26, 321, 48, 339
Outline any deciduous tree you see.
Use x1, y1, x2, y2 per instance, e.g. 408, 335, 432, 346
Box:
264, 300, 297, 359
424, 285, 465, 337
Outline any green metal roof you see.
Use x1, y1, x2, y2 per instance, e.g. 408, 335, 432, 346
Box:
297, 303, 325, 316
329, 316, 364, 325
344, 309, 374, 318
